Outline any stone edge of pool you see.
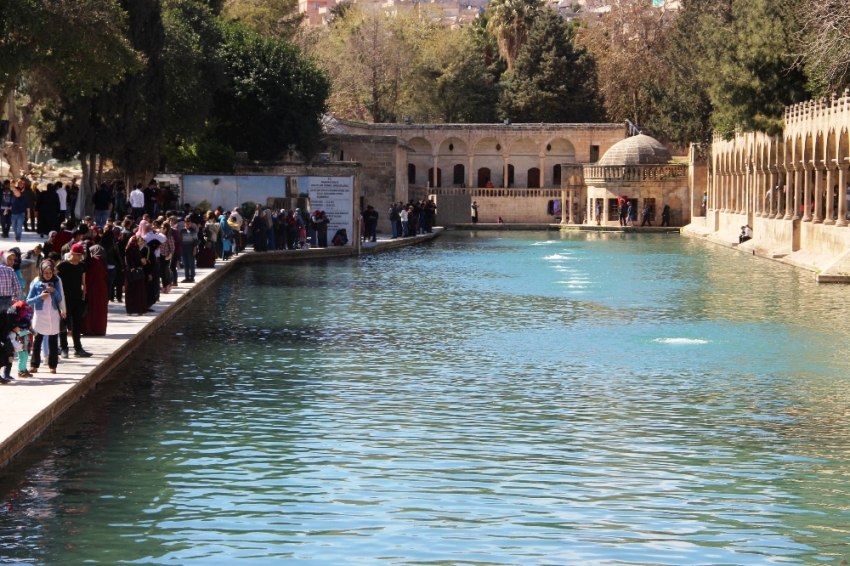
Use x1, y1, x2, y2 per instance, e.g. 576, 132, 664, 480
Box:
0, 228, 442, 470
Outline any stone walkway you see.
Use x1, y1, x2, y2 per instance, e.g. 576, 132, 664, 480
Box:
0, 227, 442, 467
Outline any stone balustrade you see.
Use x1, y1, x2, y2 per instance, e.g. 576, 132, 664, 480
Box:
426, 187, 563, 198
583, 164, 687, 182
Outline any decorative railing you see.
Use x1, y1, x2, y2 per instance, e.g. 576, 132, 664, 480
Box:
583, 164, 687, 181
426, 187, 562, 198
786, 90, 850, 126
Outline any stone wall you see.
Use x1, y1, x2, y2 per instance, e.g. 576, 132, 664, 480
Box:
431, 188, 562, 224
325, 134, 408, 233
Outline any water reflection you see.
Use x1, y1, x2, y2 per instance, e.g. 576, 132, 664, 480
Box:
1, 232, 850, 564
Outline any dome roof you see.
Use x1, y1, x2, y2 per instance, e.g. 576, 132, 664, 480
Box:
597, 133, 672, 166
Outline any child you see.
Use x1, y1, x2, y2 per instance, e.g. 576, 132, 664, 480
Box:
298, 224, 308, 250
222, 235, 233, 261
11, 301, 33, 378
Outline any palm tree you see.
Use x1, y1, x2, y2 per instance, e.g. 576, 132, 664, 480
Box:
486, 0, 540, 72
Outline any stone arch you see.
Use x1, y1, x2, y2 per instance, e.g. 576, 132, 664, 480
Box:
437, 136, 469, 187
438, 136, 468, 155
407, 137, 433, 187
507, 138, 538, 188
543, 137, 576, 186
473, 137, 505, 187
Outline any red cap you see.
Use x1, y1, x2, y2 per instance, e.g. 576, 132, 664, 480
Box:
70, 243, 85, 255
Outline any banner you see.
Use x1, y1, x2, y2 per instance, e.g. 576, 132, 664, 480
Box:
308, 177, 354, 245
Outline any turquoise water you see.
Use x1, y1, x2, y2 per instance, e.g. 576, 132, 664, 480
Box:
2, 231, 850, 565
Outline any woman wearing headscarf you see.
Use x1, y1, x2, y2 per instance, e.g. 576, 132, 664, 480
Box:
26, 260, 66, 374
251, 210, 267, 252
143, 238, 161, 309
35, 183, 60, 237
81, 240, 108, 335
159, 220, 175, 293
124, 236, 148, 316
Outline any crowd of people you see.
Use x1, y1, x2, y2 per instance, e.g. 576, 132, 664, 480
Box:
0, 175, 437, 384
0, 178, 255, 384
379, 200, 437, 241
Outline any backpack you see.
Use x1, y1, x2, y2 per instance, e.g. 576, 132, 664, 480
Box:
331, 229, 348, 246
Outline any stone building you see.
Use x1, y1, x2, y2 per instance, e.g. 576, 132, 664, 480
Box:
684, 91, 850, 281
577, 133, 690, 226
323, 117, 627, 228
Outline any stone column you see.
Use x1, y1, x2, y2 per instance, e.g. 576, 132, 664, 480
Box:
568, 190, 574, 224
432, 154, 439, 188
803, 165, 813, 221
813, 162, 824, 223
765, 169, 779, 218
789, 167, 800, 220
539, 155, 546, 188
503, 156, 509, 189
734, 167, 741, 214
825, 166, 835, 225
468, 155, 474, 188
561, 188, 569, 225
838, 165, 848, 227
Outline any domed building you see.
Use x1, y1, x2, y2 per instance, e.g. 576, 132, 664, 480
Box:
564, 133, 690, 226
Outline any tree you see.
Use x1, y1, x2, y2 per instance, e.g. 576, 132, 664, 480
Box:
486, 0, 540, 72
223, 0, 303, 37
310, 5, 425, 122
579, 0, 672, 126
646, 0, 716, 145
701, 0, 809, 135
211, 22, 330, 160
406, 26, 499, 123
0, 0, 141, 176
499, 11, 604, 122
41, 0, 168, 202
797, 0, 850, 94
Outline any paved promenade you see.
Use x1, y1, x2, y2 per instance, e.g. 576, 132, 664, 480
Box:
0, 227, 442, 468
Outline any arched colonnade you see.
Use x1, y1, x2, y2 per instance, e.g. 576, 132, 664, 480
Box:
710, 94, 850, 227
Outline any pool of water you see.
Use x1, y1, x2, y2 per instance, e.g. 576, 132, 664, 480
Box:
2, 231, 850, 564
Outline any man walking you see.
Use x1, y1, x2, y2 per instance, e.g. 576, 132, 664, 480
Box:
129, 184, 145, 223
595, 201, 603, 225
471, 201, 479, 224
56, 243, 92, 358
56, 182, 68, 224
641, 202, 652, 227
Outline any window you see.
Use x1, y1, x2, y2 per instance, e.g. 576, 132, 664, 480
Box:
608, 198, 618, 221
453, 164, 465, 185
408, 163, 416, 185
508, 164, 515, 187
527, 167, 540, 188
590, 145, 599, 163
477, 167, 491, 188
553, 164, 562, 186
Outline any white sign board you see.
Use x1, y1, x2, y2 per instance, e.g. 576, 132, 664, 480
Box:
308, 177, 354, 246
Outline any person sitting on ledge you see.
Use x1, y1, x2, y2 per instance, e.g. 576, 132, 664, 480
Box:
739, 225, 752, 244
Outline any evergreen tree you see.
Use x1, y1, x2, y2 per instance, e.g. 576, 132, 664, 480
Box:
499, 11, 604, 123
646, 0, 716, 145
703, 0, 809, 135
212, 23, 330, 160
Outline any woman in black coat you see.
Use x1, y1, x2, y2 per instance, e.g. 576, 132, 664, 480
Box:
35, 184, 60, 237
251, 212, 267, 252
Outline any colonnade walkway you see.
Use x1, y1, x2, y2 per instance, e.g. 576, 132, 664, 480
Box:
0, 227, 442, 468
